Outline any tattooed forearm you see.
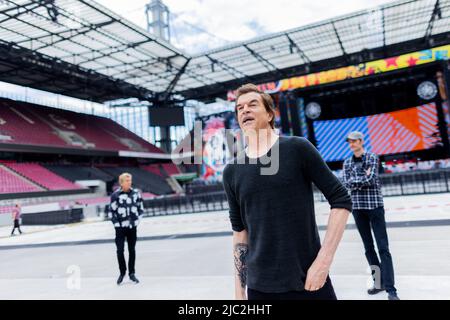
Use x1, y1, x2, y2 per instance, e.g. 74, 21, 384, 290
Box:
234, 243, 248, 289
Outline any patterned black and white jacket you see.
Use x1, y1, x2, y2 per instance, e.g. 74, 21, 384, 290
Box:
109, 187, 144, 228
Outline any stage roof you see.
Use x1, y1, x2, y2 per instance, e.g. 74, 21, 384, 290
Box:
178, 0, 450, 100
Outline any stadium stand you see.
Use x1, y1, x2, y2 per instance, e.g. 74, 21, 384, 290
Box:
0, 205, 14, 215
0, 98, 165, 153
141, 164, 166, 177
1, 161, 83, 191
0, 164, 43, 193
0, 100, 67, 148
44, 165, 114, 182
94, 116, 163, 153
161, 163, 181, 176
100, 166, 173, 195
141, 163, 181, 177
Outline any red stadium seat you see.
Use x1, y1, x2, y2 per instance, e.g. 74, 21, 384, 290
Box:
2, 162, 83, 191
0, 165, 42, 193
0, 99, 165, 153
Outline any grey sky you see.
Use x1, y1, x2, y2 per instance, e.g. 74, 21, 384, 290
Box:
95, 0, 395, 54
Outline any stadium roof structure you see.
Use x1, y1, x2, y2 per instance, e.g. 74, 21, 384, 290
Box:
179, 0, 450, 101
0, 0, 450, 104
0, 0, 190, 102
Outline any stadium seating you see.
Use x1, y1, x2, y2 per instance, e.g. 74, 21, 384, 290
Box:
161, 163, 180, 175
141, 164, 166, 177
0, 100, 68, 148
0, 205, 15, 215
2, 162, 83, 191
141, 163, 181, 177
0, 98, 164, 153
94, 116, 164, 154
46, 164, 177, 195
45, 165, 114, 182
0, 165, 42, 193
32, 106, 128, 151
100, 166, 173, 195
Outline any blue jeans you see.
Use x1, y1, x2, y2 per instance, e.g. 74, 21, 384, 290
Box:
352, 207, 397, 293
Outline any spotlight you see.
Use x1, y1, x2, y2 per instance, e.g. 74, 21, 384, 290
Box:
305, 102, 321, 119
417, 81, 437, 100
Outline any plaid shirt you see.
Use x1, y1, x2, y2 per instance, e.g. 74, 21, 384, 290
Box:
343, 151, 384, 210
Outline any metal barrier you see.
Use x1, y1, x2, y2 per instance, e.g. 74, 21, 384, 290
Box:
314, 168, 450, 202
141, 191, 229, 217
21, 208, 84, 225
102, 169, 450, 218
379, 169, 450, 196
185, 184, 226, 195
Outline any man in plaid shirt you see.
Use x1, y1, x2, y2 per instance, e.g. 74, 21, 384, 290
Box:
343, 131, 399, 300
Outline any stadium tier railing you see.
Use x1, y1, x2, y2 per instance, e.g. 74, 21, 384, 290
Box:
101, 168, 450, 218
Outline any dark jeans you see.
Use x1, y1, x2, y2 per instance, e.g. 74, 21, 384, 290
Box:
115, 227, 137, 276
11, 219, 22, 235
247, 276, 337, 300
352, 207, 396, 293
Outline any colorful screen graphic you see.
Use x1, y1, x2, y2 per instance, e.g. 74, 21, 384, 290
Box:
201, 113, 243, 181
227, 44, 450, 100
314, 103, 441, 162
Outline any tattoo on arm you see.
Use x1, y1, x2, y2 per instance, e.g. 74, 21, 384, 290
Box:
234, 243, 248, 289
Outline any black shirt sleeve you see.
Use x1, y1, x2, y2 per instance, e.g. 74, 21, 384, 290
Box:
223, 164, 246, 232
299, 138, 353, 212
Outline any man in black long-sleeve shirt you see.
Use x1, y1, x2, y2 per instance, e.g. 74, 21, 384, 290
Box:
223, 84, 352, 300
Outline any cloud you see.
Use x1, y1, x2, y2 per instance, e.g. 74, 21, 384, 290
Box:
94, 0, 395, 54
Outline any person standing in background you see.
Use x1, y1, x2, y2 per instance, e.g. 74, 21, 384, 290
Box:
11, 203, 22, 236
110, 173, 144, 285
343, 131, 399, 300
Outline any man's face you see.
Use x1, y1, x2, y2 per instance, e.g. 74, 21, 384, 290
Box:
236, 92, 272, 133
120, 176, 132, 191
347, 139, 363, 153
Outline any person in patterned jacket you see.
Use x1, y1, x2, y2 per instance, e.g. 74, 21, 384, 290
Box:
110, 172, 144, 285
